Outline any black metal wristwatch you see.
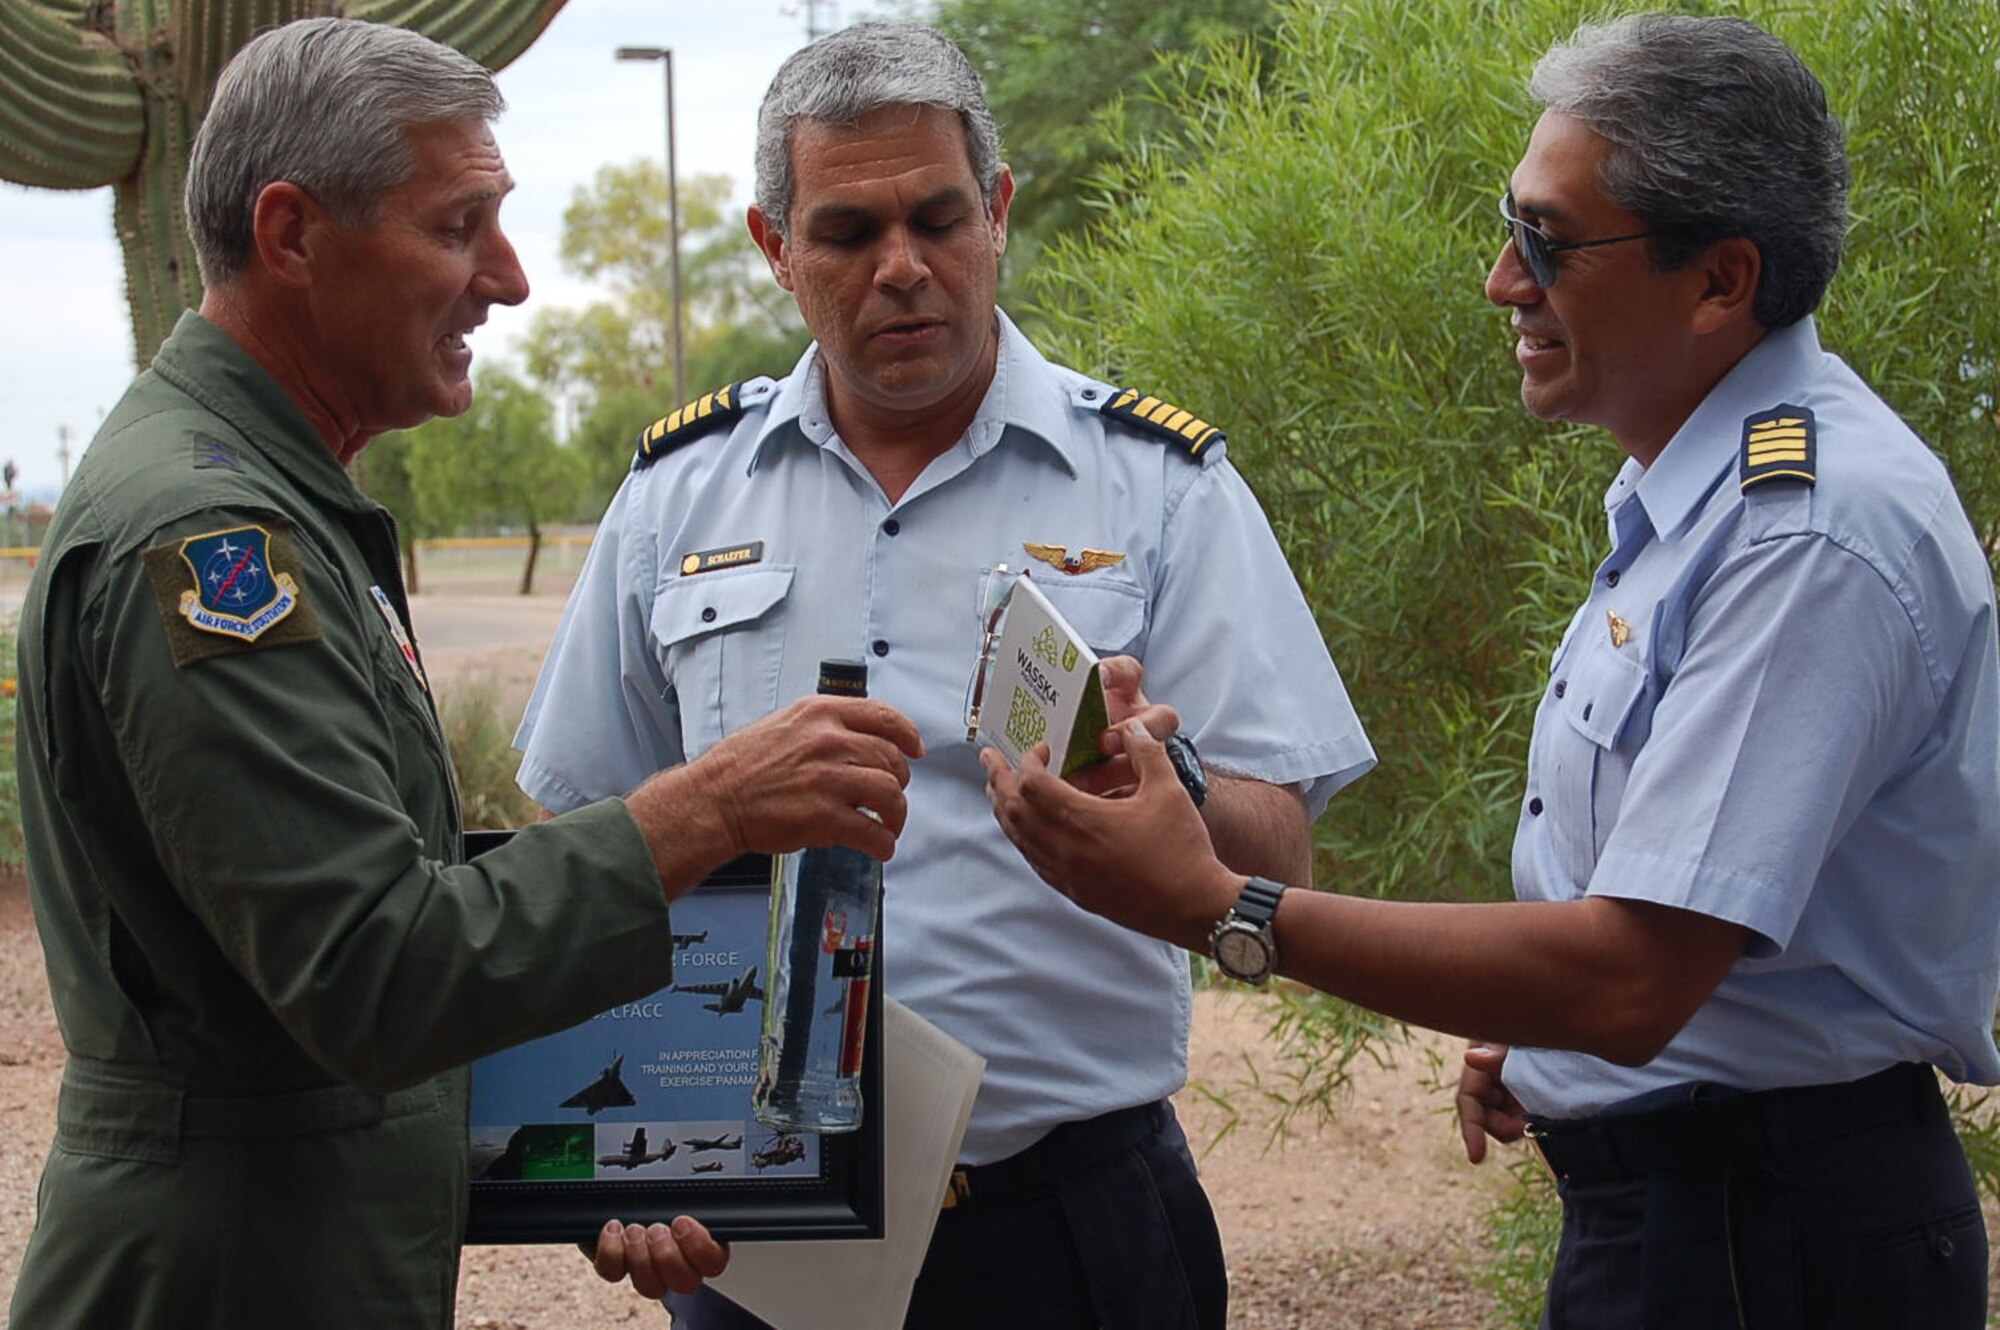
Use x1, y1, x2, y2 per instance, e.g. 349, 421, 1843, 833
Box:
1209, 876, 1286, 986
1163, 732, 1207, 807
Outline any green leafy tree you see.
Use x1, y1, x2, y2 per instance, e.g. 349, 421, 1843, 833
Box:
907, 0, 1279, 301
350, 431, 438, 592
402, 367, 575, 594
0, 0, 571, 365
520, 161, 807, 514
521, 162, 805, 418
1029, 2, 1996, 1318
561, 383, 669, 511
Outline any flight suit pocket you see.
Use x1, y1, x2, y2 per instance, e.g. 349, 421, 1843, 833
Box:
652, 566, 795, 757
1548, 636, 1650, 882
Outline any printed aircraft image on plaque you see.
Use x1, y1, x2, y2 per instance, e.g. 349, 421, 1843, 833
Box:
463, 835, 882, 1243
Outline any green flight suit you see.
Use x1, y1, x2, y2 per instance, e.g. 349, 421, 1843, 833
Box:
10, 313, 676, 1328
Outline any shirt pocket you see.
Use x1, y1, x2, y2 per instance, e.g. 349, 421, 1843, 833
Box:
1027, 574, 1148, 659
651, 566, 795, 758
1547, 635, 1650, 885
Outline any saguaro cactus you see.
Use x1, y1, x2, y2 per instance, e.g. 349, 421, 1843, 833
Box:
0, 0, 569, 367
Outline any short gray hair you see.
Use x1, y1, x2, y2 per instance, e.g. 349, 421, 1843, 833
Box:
754, 21, 1003, 238
1530, 14, 1848, 328
186, 17, 503, 286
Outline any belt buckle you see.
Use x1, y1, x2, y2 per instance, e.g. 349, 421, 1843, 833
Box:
940, 1168, 972, 1211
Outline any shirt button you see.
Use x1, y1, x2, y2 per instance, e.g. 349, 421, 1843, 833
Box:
1528, 797, 1544, 816
883, 518, 901, 536
1581, 702, 1594, 721
1606, 569, 1621, 587
871, 639, 890, 657
1553, 680, 1567, 698
700, 607, 717, 623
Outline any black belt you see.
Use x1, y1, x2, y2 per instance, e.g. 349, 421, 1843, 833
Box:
1526, 1061, 1939, 1187
942, 1101, 1167, 1210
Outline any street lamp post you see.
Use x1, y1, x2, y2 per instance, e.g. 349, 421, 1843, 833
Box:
615, 45, 684, 406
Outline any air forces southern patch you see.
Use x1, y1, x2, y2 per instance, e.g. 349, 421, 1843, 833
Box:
1740, 405, 1817, 492
1100, 388, 1225, 460
142, 523, 322, 667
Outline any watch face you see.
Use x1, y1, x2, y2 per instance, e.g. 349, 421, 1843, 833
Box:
1215, 926, 1270, 979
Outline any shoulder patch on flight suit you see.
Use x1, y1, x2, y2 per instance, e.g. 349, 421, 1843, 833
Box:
633, 383, 747, 469
1100, 388, 1226, 461
141, 522, 322, 667
1739, 404, 1816, 492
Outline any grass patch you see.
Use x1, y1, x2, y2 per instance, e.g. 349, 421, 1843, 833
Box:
437, 669, 538, 831
1483, 1154, 1560, 1329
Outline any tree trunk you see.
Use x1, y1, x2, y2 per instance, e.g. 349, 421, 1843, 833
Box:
403, 537, 421, 595
518, 521, 541, 596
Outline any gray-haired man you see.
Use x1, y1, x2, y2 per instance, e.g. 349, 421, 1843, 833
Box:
524, 19, 1375, 1330
11, 18, 922, 1327
987, 14, 1997, 1329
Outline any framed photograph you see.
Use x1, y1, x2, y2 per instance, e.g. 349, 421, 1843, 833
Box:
462, 833, 884, 1244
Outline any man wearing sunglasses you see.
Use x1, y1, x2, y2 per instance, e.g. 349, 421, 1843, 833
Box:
985, 14, 1997, 1328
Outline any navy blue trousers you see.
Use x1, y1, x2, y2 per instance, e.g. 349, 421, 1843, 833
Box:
1540, 1071, 1986, 1328
666, 1101, 1226, 1330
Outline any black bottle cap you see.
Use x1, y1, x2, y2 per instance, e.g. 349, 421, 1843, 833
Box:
817, 658, 869, 698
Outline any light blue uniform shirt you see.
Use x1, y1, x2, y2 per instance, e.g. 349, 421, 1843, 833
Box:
516, 313, 1375, 1161
1507, 318, 2000, 1119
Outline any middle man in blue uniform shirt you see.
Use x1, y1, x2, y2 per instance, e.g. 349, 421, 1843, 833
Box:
514, 20, 1373, 1330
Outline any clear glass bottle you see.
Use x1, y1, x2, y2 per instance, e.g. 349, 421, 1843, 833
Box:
751, 659, 882, 1134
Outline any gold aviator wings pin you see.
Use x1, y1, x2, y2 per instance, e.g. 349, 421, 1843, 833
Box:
1022, 543, 1127, 575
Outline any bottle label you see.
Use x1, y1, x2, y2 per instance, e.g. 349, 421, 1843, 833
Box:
838, 938, 874, 1077
831, 944, 873, 979
820, 907, 848, 954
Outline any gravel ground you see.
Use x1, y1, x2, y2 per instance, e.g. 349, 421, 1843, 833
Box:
6, 619, 1992, 1326
0, 860, 1501, 1327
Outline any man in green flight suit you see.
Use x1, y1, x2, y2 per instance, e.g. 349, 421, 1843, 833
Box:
8, 18, 922, 1328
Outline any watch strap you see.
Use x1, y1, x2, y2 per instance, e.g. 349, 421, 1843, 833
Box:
1209, 876, 1285, 986
1230, 876, 1286, 929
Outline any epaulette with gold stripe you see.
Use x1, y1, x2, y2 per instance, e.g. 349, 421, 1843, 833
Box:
1739, 404, 1816, 492
633, 382, 747, 469
1101, 388, 1225, 460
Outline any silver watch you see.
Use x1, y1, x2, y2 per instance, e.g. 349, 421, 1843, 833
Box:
1209, 876, 1286, 985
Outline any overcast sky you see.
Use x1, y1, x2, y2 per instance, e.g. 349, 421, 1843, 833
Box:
0, 0, 848, 500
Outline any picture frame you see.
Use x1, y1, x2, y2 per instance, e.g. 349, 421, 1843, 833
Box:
463, 832, 884, 1244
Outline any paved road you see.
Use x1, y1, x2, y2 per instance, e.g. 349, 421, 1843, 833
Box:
406, 591, 569, 660
1, 581, 570, 665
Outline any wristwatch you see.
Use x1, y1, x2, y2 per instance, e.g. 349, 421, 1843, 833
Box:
1209, 876, 1286, 986
1163, 732, 1208, 807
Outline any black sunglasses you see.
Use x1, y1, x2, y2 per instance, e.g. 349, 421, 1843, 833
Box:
1499, 189, 1652, 287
